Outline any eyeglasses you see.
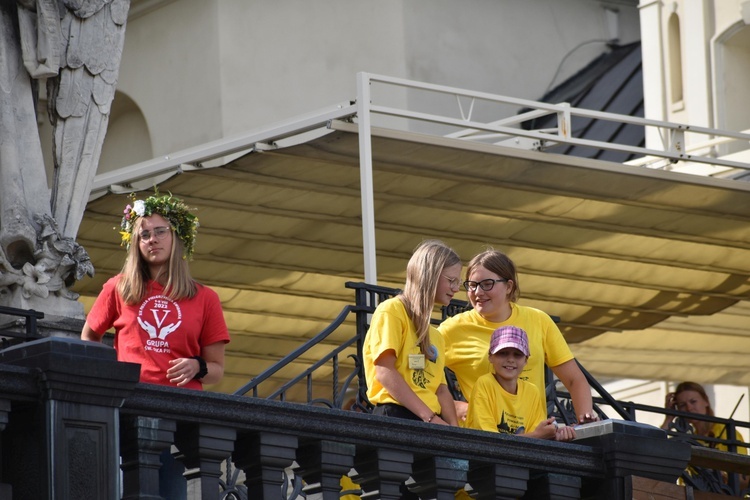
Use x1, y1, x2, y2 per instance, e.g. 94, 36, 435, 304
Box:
139, 226, 171, 242
442, 275, 461, 290
463, 278, 508, 292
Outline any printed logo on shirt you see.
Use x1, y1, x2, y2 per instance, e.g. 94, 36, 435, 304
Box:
497, 410, 523, 435
412, 369, 429, 389
137, 295, 183, 353
411, 365, 436, 389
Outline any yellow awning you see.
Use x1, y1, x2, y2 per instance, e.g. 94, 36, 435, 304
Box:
75, 122, 750, 396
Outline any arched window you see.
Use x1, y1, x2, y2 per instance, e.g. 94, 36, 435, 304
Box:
99, 91, 153, 174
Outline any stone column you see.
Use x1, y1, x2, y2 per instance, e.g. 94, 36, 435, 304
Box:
573, 419, 691, 500
234, 431, 298, 500
0, 337, 140, 499
353, 448, 414, 500
295, 439, 356, 499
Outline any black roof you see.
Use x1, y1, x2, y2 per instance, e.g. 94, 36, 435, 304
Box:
522, 41, 644, 163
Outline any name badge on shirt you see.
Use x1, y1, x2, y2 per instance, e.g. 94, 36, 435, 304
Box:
408, 354, 426, 370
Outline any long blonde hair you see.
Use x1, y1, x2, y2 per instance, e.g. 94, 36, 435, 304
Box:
399, 240, 461, 356
116, 216, 197, 305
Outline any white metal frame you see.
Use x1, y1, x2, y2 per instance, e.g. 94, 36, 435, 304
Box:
352, 72, 750, 283
90, 104, 359, 198
93, 72, 750, 287
357, 72, 750, 169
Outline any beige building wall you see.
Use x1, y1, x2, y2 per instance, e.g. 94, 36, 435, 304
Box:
603, 0, 750, 430
639, 0, 750, 152
101, 0, 641, 173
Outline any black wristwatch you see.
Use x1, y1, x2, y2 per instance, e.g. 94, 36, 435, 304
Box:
191, 356, 208, 380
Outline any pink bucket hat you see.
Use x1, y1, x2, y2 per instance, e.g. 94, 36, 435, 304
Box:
489, 326, 530, 356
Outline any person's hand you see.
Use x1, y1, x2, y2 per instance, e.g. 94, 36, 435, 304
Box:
531, 417, 558, 440
661, 392, 678, 430
429, 415, 452, 426
167, 357, 200, 386
454, 400, 468, 422
555, 424, 577, 442
665, 392, 677, 409
578, 412, 600, 424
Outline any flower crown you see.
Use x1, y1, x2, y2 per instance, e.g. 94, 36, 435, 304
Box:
119, 192, 199, 259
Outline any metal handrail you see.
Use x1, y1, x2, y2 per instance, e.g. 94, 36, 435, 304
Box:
265, 334, 358, 402
0, 305, 45, 344
360, 72, 750, 172
232, 304, 357, 398
587, 396, 750, 451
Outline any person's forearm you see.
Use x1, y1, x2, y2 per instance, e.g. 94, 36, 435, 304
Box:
200, 361, 224, 385
81, 322, 103, 342
199, 342, 226, 386
569, 380, 594, 422
661, 392, 676, 430
437, 385, 458, 425
553, 360, 595, 422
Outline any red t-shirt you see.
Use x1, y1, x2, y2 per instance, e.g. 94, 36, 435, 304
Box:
86, 275, 230, 389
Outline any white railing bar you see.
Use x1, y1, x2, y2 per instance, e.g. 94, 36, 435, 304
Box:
365, 73, 750, 143
368, 104, 750, 171
92, 104, 358, 192
683, 128, 750, 152
446, 108, 557, 139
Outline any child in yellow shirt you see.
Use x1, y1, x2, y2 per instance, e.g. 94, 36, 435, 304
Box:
466, 326, 576, 441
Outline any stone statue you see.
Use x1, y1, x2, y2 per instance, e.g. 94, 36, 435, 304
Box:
0, 0, 129, 320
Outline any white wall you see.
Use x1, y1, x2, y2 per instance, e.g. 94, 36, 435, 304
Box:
639, 0, 750, 151
116, 0, 224, 155
102, 0, 640, 170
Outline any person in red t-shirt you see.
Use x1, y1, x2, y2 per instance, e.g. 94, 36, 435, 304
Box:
82, 192, 229, 387
81, 192, 230, 499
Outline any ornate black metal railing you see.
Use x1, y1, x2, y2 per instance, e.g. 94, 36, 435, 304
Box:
235, 281, 609, 420
0, 304, 45, 349
233, 282, 403, 412
0, 340, 696, 500
237, 281, 750, 497
1, 282, 749, 498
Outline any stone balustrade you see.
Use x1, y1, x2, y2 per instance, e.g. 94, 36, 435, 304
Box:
0, 336, 694, 500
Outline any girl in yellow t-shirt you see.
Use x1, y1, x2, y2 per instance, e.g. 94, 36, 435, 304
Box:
363, 239, 460, 426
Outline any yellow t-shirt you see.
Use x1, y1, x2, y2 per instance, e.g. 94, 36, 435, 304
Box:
340, 475, 361, 500
466, 374, 547, 435
363, 297, 447, 414
705, 422, 748, 455
438, 304, 573, 403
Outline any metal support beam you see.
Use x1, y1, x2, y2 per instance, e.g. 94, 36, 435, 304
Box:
357, 72, 378, 285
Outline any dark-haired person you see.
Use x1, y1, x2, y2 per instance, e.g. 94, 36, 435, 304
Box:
662, 381, 748, 491
662, 381, 748, 454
